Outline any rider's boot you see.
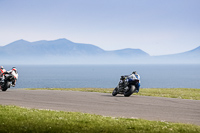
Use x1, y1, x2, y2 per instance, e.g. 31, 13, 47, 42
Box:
11, 81, 16, 87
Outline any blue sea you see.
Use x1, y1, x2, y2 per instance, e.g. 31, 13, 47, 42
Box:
3, 64, 200, 89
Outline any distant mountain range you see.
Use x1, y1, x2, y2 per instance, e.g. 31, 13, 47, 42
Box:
0, 38, 199, 64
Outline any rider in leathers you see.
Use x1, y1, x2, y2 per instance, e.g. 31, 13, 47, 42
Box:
128, 71, 140, 93
0, 66, 6, 81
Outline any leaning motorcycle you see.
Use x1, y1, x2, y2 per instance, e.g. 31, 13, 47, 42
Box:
0, 73, 13, 91
112, 76, 139, 97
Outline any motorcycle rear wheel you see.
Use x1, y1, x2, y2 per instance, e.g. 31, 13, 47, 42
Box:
124, 85, 135, 97
2, 81, 10, 91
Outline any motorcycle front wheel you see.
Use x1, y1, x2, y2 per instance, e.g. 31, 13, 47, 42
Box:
112, 87, 118, 96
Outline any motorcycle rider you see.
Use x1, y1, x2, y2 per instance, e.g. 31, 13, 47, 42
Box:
3, 67, 18, 87
0, 66, 6, 81
128, 71, 140, 93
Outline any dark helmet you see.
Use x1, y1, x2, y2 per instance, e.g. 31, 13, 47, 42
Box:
132, 71, 136, 74
120, 76, 125, 80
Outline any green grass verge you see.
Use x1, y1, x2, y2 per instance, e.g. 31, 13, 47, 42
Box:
0, 105, 199, 133
137, 88, 200, 100
26, 88, 200, 100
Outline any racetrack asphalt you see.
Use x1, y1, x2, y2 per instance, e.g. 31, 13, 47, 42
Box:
0, 89, 200, 125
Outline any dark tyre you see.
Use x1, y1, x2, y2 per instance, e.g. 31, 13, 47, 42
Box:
112, 87, 118, 96
2, 82, 10, 91
124, 85, 135, 97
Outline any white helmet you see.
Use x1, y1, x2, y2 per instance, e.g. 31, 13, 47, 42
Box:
12, 67, 17, 72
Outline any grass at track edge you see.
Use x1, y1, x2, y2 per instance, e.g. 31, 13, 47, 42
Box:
0, 105, 200, 133
25, 88, 200, 100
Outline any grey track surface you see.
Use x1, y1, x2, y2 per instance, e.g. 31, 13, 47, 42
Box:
0, 89, 200, 125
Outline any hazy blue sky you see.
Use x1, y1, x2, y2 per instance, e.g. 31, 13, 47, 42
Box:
0, 0, 199, 55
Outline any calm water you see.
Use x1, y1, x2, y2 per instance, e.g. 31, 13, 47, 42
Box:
3, 64, 200, 89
